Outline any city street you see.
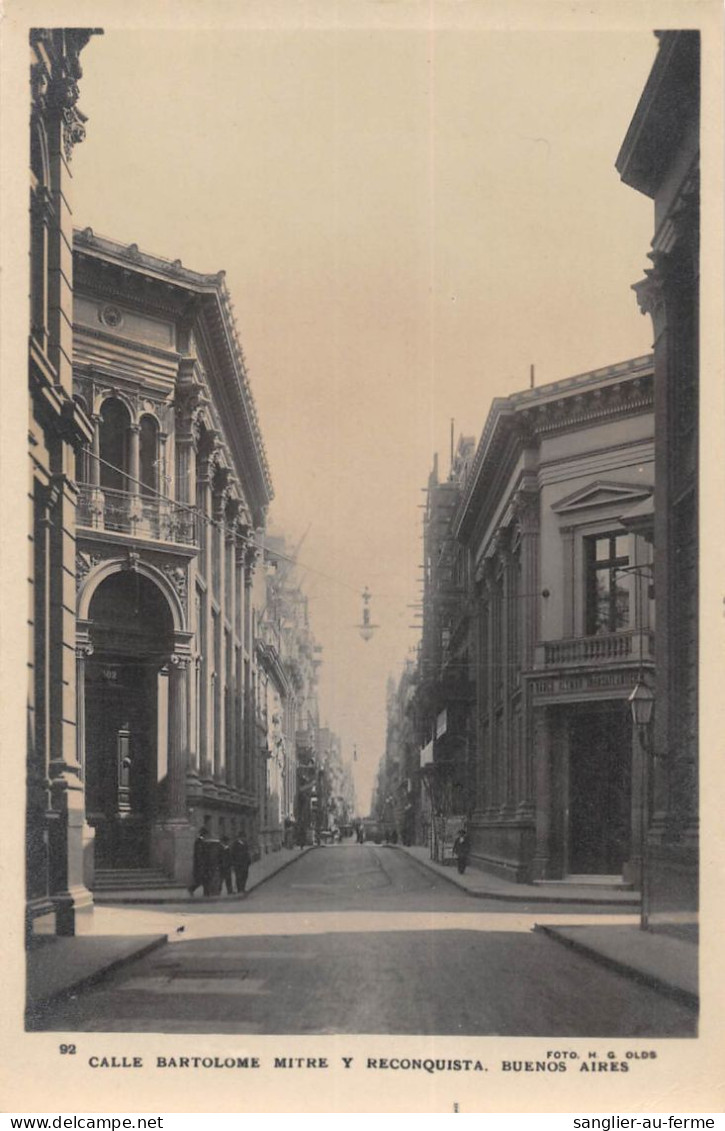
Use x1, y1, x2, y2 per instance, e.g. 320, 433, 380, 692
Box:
37, 846, 696, 1037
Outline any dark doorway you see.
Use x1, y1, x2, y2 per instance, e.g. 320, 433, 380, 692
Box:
85, 571, 174, 870
568, 707, 632, 874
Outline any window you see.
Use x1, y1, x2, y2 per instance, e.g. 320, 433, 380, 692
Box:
139, 415, 159, 496
585, 533, 630, 635
99, 397, 130, 491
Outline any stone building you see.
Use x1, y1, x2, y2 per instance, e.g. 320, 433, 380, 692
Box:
616, 31, 700, 927
71, 229, 273, 886
27, 29, 100, 939
257, 534, 324, 850
615, 30, 696, 931
455, 356, 655, 884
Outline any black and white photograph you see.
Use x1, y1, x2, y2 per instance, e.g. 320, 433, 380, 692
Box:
2, 0, 723, 1116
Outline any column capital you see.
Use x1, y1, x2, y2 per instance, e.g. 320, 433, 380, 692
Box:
512, 487, 540, 535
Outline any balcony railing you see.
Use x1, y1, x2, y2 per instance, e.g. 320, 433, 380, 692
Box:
536, 628, 655, 669
77, 484, 196, 546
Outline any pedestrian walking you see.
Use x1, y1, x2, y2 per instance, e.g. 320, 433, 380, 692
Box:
188, 825, 210, 896
452, 825, 470, 875
231, 833, 251, 894
220, 835, 234, 894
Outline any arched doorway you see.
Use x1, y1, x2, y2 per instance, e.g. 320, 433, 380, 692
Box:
85, 570, 175, 869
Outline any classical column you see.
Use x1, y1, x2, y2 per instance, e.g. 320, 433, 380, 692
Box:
226, 518, 238, 789
168, 654, 190, 820
235, 542, 247, 793
213, 487, 228, 782
515, 488, 540, 816
90, 415, 101, 486
244, 543, 258, 800
89, 413, 104, 527
74, 628, 93, 781
532, 706, 551, 879
198, 456, 213, 779
498, 540, 516, 819
482, 571, 496, 821
128, 422, 142, 529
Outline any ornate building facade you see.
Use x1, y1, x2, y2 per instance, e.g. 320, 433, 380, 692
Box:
617, 31, 700, 927
28, 29, 100, 939
71, 229, 273, 885
455, 357, 655, 884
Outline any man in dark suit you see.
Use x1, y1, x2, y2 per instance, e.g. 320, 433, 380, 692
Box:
230, 833, 251, 894
188, 825, 209, 896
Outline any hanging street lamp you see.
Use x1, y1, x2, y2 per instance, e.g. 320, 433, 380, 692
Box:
356, 586, 379, 642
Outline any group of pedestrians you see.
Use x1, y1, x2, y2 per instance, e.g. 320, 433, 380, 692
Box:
188, 827, 251, 897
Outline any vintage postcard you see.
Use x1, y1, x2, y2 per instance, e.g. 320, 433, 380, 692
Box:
1, 0, 723, 1116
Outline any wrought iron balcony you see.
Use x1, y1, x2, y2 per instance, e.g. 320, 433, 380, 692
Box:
535, 628, 655, 669
77, 484, 196, 546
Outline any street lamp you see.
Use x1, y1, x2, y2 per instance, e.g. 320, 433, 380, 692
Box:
356, 586, 379, 642
628, 678, 655, 738
628, 677, 655, 930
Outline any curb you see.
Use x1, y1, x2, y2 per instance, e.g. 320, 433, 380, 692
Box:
92, 846, 315, 906
26, 934, 168, 1024
534, 924, 698, 1011
390, 845, 640, 907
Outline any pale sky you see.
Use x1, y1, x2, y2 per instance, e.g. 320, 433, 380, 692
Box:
69, 13, 657, 810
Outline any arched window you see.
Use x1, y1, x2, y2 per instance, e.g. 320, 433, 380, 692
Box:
99, 397, 131, 492
139, 415, 159, 497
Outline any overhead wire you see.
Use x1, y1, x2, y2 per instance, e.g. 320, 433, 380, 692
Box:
80, 447, 366, 595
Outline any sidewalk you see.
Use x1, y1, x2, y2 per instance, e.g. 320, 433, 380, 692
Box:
394, 844, 696, 1008
93, 844, 314, 905
535, 923, 698, 1009
26, 934, 167, 1025
393, 844, 640, 906
26, 846, 314, 1020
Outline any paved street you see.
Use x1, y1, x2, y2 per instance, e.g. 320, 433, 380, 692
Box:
37, 846, 696, 1036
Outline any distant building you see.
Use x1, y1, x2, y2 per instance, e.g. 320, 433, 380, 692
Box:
455, 357, 655, 884
617, 31, 699, 928
27, 29, 100, 939
72, 230, 273, 885
372, 663, 418, 844
414, 440, 477, 858
259, 534, 324, 849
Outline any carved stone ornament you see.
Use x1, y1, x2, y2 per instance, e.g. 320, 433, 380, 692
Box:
163, 565, 188, 606
169, 653, 191, 669
512, 489, 540, 535
75, 549, 105, 589
75, 638, 94, 660
75, 552, 91, 584
31, 62, 50, 110
63, 108, 86, 159
99, 304, 124, 329
633, 266, 667, 340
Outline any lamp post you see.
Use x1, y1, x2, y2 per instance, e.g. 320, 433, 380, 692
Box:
628, 679, 655, 929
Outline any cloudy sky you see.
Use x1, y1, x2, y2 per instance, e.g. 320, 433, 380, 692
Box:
68, 6, 657, 809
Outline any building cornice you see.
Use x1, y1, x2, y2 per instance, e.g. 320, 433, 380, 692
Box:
616, 31, 700, 198
454, 356, 653, 544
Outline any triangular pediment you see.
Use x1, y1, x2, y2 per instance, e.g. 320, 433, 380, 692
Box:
552, 480, 652, 515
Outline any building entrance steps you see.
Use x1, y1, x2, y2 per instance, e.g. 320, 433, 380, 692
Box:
392, 844, 640, 907
92, 844, 313, 904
